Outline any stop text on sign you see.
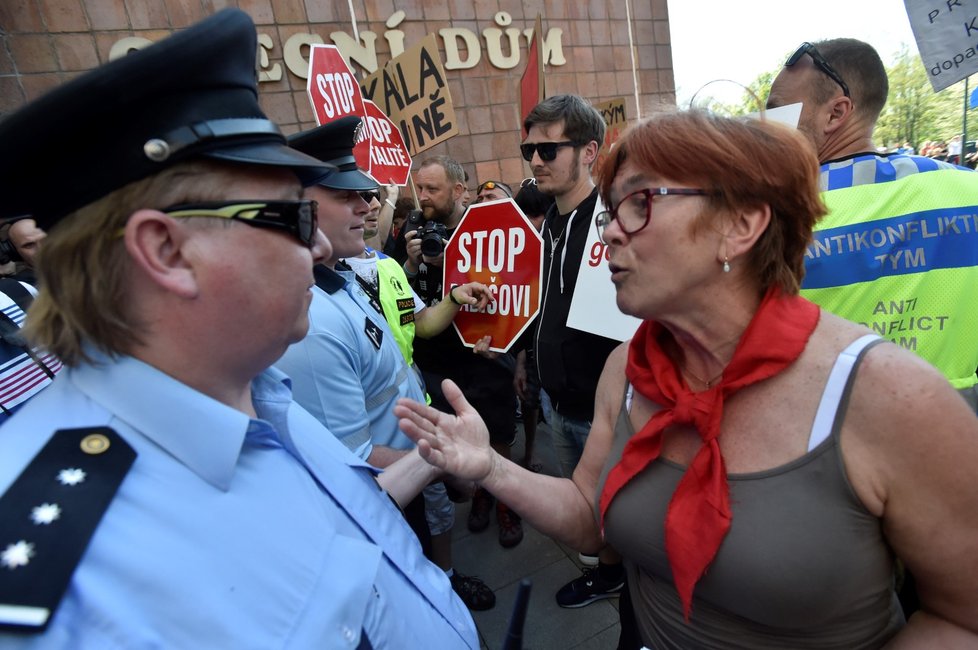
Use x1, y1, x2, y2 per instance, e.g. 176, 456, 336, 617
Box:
316, 71, 358, 119
455, 228, 525, 273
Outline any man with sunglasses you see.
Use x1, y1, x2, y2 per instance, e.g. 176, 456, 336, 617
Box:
521, 95, 629, 617
0, 11, 478, 648
768, 38, 978, 619
281, 118, 497, 614
768, 40, 978, 412
473, 180, 513, 204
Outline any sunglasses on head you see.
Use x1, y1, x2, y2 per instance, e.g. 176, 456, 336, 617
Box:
477, 180, 512, 197
161, 200, 318, 247
520, 141, 581, 162
785, 42, 851, 98
358, 189, 381, 203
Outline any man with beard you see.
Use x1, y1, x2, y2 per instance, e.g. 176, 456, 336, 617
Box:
392, 157, 525, 554
521, 95, 636, 646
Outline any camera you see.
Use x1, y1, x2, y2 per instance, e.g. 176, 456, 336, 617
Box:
405, 208, 448, 257
418, 221, 448, 257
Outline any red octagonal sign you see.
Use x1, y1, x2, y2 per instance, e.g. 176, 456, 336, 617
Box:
306, 44, 366, 126
444, 199, 543, 353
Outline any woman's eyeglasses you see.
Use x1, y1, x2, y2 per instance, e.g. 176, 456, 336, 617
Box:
162, 200, 318, 247
519, 141, 581, 162
595, 188, 710, 244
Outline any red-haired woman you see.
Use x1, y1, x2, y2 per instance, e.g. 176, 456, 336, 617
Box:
395, 110, 978, 647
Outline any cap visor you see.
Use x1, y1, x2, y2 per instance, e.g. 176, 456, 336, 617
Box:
204, 142, 335, 186
313, 168, 378, 191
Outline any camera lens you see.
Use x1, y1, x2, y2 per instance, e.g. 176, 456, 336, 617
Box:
420, 230, 444, 257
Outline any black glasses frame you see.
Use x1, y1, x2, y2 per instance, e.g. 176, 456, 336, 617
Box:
520, 141, 581, 162
359, 190, 381, 203
786, 42, 851, 99
595, 188, 711, 244
162, 200, 319, 247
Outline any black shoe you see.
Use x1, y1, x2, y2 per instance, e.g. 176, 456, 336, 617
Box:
450, 572, 496, 611
555, 567, 624, 609
467, 487, 493, 532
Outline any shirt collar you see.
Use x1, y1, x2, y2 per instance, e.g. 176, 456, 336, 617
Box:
71, 352, 294, 491
313, 263, 345, 295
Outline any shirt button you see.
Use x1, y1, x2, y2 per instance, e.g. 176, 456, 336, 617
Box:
342, 626, 356, 642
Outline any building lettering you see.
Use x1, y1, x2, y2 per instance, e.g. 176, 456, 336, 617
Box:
108, 10, 565, 82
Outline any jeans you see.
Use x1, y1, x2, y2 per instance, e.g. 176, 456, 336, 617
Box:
540, 389, 592, 479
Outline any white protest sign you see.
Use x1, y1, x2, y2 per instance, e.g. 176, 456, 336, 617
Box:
905, 0, 978, 92
565, 196, 642, 342
748, 102, 802, 129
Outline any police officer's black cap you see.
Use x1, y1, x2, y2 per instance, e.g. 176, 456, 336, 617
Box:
0, 8, 333, 230
288, 117, 377, 191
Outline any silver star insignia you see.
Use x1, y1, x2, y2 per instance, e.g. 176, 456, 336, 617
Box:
57, 468, 86, 486
1, 540, 35, 569
31, 503, 61, 525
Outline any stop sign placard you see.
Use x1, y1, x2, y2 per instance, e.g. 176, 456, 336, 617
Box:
364, 100, 412, 186
306, 44, 365, 126
444, 200, 543, 353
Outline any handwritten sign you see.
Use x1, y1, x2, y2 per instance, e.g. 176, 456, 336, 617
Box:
360, 34, 458, 155
905, 0, 978, 91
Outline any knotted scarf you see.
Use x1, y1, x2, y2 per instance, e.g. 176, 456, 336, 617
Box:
598, 287, 820, 620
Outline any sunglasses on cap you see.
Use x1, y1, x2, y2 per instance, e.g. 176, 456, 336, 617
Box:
358, 189, 381, 203
520, 141, 581, 162
161, 200, 318, 247
477, 180, 512, 197
785, 42, 851, 99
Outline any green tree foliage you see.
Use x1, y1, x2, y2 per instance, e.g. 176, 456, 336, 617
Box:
875, 47, 963, 149
719, 46, 975, 151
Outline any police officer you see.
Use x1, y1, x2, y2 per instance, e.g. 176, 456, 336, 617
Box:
0, 9, 477, 648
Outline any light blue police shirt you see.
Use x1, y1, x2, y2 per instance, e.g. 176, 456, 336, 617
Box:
0, 353, 476, 649
275, 264, 427, 461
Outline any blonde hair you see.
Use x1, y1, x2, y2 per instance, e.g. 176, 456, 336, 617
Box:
27, 160, 250, 366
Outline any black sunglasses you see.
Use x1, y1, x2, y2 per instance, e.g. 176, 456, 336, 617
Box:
520, 141, 581, 162
162, 200, 318, 247
359, 190, 381, 203
785, 42, 851, 99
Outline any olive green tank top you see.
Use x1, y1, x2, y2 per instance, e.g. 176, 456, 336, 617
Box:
598, 335, 904, 648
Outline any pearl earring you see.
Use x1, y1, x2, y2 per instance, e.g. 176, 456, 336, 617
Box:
722, 257, 730, 273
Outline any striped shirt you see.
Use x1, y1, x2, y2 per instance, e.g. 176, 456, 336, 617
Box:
0, 282, 62, 417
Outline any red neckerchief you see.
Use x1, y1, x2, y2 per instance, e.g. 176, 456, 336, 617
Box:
598, 287, 819, 620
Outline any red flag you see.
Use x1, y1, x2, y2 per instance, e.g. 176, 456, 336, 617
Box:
520, 14, 545, 136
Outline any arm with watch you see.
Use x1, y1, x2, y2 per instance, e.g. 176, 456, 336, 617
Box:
414, 282, 494, 339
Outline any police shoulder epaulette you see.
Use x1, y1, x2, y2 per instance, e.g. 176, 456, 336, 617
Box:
0, 427, 135, 632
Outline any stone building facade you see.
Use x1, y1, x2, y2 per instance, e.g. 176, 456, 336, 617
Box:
0, 0, 675, 187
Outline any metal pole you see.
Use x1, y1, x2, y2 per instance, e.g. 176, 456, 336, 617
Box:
963, 76, 969, 166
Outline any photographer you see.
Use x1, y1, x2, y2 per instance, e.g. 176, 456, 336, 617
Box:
392, 156, 525, 550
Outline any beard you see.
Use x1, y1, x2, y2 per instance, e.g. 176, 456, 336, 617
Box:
422, 195, 456, 223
